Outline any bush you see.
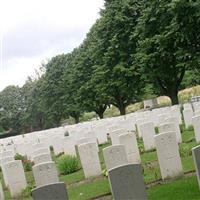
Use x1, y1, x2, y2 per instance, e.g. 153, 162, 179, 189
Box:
57, 155, 79, 175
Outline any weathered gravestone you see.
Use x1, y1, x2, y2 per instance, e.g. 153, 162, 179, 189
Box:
192, 145, 200, 189
94, 125, 108, 145
110, 129, 127, 145
108, 164, 147, 200
32, 143, 46, 151
0, 156, 14, 168
77, 137, 98, 152
33, 162, 59, 187
0, 181, 4, 200
159, 122, 180, 143
183, 108, 193, 128
51, 137, 64, 155
32, 182, 68, 200
164, 117, 182, 143
118, 133, 141, 164
33, 148, 50, 158
103, 145, 128, 170
155, 131, 183, 180
3, 160, 27, 197
33, 153, 52, 165
78, 142, 101, 178
63, 136, 77, 156
136, 119, 144, 138
192, 116, 200, 143
0, 150, 13, 158
139, 122, 155, 151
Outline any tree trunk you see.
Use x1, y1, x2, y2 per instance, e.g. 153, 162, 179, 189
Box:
119, 104, 126, 115
95, 105, 107, 119
98, 112, 104, 119
167, 89, 179, 105
74, 115, 80, 124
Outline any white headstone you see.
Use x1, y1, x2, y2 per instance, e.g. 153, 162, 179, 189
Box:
103, 145, 128, 170
118, 133, 141, 164
33, 148, 50, 158
110, 129, 127, 145
63, 136, 77, 156
154, 131, 183, 180
33, 153, 52, 165
192, 116, 200, 143
183, 109, 193, 128
139, 122, 155, 151
78, 142, 101, 178
33, 162, 59, 187
164, 117, 182, 143
3, 160, 27, 197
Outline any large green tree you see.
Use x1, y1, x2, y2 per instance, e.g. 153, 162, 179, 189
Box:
88, 0, 144, 115
0, 86, 23, 133
135, 0, 200, 104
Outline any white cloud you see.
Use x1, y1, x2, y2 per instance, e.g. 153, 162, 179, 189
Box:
0, 0, 104, 91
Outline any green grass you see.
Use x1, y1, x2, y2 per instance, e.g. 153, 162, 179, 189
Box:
68, 178, 110, 200
59, 169, 85, 185
141, 151, 157, 163
148, 176, 200, 200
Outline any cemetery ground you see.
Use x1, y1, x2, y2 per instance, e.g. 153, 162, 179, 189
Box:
1, 124, 200, 200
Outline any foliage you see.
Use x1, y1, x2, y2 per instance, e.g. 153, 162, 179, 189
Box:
0, 0, 200, 133
134, 0, 200, 105
15, 154, 33, 172
57, 155, 79, 175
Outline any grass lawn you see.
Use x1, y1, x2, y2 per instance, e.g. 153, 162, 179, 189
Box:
148, 176, 200, 200
68, 178, 110, 200
1, 125, 200, 200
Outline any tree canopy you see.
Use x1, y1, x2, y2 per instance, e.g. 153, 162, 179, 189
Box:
0, 0, 200, 134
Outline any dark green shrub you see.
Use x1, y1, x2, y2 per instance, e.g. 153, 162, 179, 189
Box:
57, 155, 79, 175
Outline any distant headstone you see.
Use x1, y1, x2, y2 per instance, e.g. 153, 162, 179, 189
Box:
32, 182, 68, 200
192, 116, 200, 143
192, 145, 200, 190
33, 148, 50, 158
0, 156, 14, 168
159, 122, 181, 143
63, 136, 77, 156
154, 131, 183, 180
118, 133, 141, 164
110, 129, 127, 145
139, 122, 155, 151
33, 153, 52, 165
103, 145, 128, 170
108, 164, 147, 200
94, 125, 108, 144
183, 109, 193, 128
33, 162, 59, 187
0, 150, 13, 158
78, 142, 101, 178
51, 137, 64, 155
165, 117, 182, 143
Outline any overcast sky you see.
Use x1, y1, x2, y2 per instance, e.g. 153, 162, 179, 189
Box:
0, 0, 104, 91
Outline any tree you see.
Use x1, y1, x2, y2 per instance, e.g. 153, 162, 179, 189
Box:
135, 0, 200, 105
90, 0, 144, 115
0, 85, 23, 133
42, 54, 69, 126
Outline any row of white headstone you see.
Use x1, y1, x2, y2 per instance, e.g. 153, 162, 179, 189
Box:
1, 102, 200, 199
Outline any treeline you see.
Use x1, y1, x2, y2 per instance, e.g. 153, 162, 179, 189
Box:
0, 0, 200, 134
